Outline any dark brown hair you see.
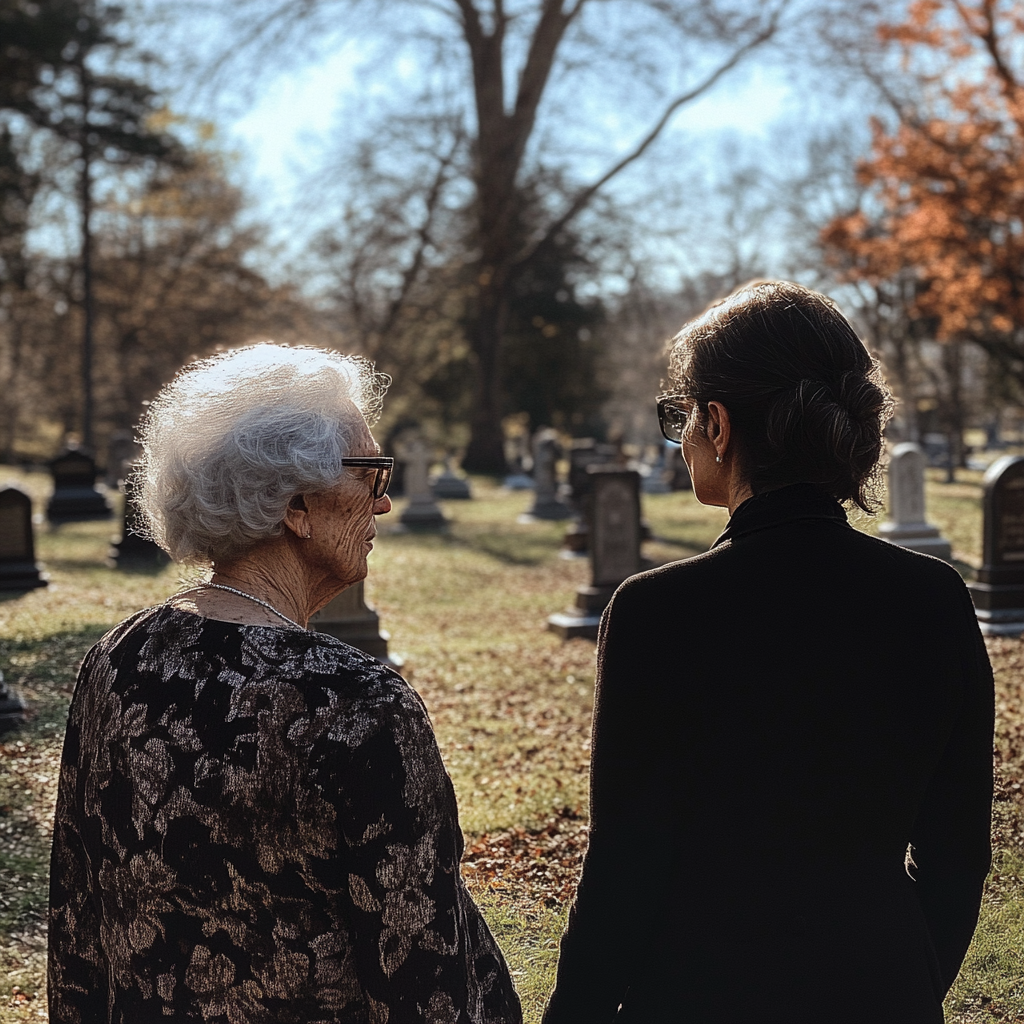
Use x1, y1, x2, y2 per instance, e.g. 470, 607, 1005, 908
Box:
666, 280, 894, 513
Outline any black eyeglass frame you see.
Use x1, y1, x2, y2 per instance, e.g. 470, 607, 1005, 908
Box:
340, 457, 395, 499
656, 398, 689, 444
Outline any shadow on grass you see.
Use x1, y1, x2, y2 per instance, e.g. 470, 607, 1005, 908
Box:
382, 523, 565, 567
0, 625, 110, 738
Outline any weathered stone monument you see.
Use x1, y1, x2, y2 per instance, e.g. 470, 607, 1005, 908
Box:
548, 467, 642, 639
310, 581, 402, 668
431, 456, 472, 500
0, 669, 27, 735
969, 455, 1024, 634
46, 447, 112, 524
109, 471, 170, 569
503, 431, 534, 489
561, 438, 615, 556
522, 428, 571, 521
0, 487, 47, 591
398, 434, 448, 529
878, 442, 952, 560
667, 444, 692, 491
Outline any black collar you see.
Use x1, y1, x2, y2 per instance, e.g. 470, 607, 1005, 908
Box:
712, 483, 850, 548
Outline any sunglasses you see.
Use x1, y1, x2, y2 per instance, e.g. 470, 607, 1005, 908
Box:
340, 457, 394, 500
656, 398, 688, 444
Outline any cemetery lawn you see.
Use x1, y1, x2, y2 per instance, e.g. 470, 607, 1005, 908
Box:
0, 467, 1021, 1022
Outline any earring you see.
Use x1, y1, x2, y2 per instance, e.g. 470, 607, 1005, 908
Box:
305, 531, 311, 539
715, 455, 721, 463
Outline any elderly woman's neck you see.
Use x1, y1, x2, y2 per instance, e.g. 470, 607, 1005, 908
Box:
208, 542, 317, 629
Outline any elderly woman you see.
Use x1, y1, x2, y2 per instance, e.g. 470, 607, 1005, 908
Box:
543, 282, 993, 1024
48, 344, 521, 1024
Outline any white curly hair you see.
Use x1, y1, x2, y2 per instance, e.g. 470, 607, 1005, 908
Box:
136, 343, 390, 565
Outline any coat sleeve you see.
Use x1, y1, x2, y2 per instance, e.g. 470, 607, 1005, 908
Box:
47, 651, 109, 1024
335, 690, 522, 1024
543, 583, 674, 1023
909, 587, 994, 993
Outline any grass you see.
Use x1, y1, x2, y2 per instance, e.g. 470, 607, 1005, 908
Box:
0, 467, 1021, 1022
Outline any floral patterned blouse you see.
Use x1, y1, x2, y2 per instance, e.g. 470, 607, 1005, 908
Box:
48, 602, 522, 1024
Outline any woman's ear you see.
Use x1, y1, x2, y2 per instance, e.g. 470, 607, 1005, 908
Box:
282, 493, 310, 540
706, 401, 732, 459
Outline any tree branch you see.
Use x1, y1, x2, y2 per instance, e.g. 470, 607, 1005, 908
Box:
379, 125, 464, 339
516, 0, 788, 266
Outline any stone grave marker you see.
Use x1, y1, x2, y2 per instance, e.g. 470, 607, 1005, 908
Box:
398, 435, 448, 529
667, 443, 692, 491
431, 456, 472, 500
548, 467, 642, 640
503, 433, 534, 490
878, 442, 951, 560
969, 455, 1024, 634
561, 438, 615, 556
0, 486, 47, 591
310, 580, 402, 668
46, 447, 112, 524
522, 428, 571, 521
0, 669, 27, 735
109, 469, 170, 569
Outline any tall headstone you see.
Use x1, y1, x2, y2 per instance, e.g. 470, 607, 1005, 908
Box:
667, 444, 692, 491
398, 435, 448, 529
503, 433, 534, 490
46, 447, 112, 524
561, 438, 615, 556
109, 470, 170, 569
310, 581, 403, 668
548, 467, 642, 640
878, 443, 952, 560
969, 455, 1024, 634
431, 456, 472, 500
0, 669, 27, 735
0, 487, 47, 591
523, 428, 571, 521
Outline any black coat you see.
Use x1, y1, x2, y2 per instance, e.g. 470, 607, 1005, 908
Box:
543, 484, 993, 1024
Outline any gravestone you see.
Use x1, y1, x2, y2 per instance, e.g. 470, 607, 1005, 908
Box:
561, 438, 616, 556
105, 430, 139, 489
109, 470, 170, 569
0, 487, 47, 591
522, 429, 571, 521
969, 455, 1024, 634
548, 467, 642, 640
431, 456, 472, 500
503, 434, 534, 490
46, 447, 112, 524
878, 443, 952, 560
667, 444, 692, 491
310, 580, 403, 669
398, 435, 448, 529
0, 669, 27, 735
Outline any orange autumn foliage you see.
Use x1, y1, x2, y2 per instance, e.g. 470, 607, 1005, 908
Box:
823, 0, 1024, 355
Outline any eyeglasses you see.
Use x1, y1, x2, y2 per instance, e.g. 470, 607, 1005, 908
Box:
340, 457, 394, 500
656, 399, 688, 444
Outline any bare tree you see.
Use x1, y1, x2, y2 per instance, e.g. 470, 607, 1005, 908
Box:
168, 0, 793, 471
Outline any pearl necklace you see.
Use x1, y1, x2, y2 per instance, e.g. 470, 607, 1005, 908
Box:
177, 583, 306, 630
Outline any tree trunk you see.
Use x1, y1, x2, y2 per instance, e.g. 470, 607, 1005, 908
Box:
462, 271, 510, 474
80, 63, 95, 454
